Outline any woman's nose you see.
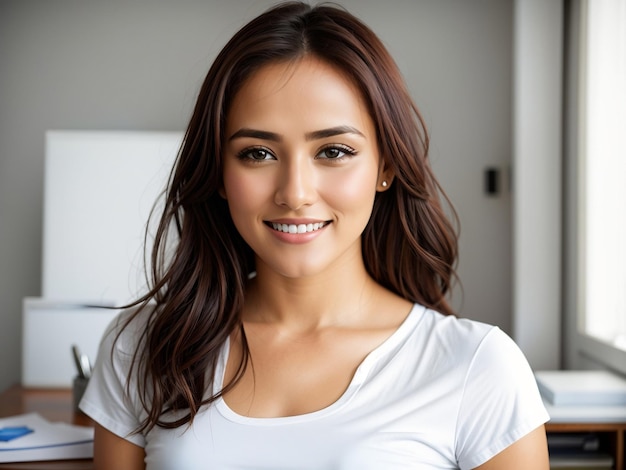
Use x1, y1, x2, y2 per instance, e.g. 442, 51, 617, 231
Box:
273, 158, 318, 210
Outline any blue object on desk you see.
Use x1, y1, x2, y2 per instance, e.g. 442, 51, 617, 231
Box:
0, 426, 34, 442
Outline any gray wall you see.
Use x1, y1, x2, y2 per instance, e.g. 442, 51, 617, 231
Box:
0, 0, 514, 391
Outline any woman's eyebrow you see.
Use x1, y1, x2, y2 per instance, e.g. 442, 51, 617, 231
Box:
228, 125, 365, 142
228, 128, 282, 142
305, 126, 365, 141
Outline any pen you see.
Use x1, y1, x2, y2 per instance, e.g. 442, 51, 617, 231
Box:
71, 344, 91, 379
80, 353, 92, 379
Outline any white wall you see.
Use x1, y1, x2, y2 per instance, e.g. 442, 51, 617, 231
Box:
512, 0, 563, 370
0, 0, 515, 391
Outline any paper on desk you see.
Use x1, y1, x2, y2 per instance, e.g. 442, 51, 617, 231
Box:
0, 412, 93, 463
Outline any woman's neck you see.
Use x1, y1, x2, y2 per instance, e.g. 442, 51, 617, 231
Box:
244, 258, 382, 332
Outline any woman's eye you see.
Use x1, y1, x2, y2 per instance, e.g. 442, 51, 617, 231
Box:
238, 147, 275, 161
317, 145, 356, 160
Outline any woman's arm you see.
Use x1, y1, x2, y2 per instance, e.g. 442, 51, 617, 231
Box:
93, 423, 146, 470
473, 425, 549, 470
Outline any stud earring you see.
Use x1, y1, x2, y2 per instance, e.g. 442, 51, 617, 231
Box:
381, 181, 388, 187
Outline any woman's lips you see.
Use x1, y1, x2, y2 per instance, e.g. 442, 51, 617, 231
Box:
267, 221, 329, 234
263, 220, 331, 243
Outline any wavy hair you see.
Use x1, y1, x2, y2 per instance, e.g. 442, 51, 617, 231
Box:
123, 1, 458, 433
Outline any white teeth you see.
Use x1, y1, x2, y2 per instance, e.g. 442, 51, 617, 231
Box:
271, 222, 326, 233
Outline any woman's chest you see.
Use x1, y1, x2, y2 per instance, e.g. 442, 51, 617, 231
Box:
143, 389, 461, 470
222, 326, 396, 418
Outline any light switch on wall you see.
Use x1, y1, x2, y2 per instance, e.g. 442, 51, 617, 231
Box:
484, 167, 500, 196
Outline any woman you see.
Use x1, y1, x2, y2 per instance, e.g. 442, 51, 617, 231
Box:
80, 2, 550, 469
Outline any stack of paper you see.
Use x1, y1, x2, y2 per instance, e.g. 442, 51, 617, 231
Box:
0, 412, 93, 463
535, 370, 626, 406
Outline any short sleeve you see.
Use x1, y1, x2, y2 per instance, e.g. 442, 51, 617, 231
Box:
79, 310, 146, 447
454, 328, 549, 469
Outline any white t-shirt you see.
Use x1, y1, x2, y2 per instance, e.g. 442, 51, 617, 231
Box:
80, 304, 549, 469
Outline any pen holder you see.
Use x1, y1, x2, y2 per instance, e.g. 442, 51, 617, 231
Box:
72, 375, 89, 412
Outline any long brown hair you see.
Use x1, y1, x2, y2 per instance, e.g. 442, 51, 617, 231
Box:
123, 1, 458, 433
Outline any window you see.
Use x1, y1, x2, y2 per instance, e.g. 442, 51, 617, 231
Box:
571, 0, 626, 371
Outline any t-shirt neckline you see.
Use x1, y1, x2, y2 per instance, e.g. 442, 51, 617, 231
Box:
214, 303, 425, 426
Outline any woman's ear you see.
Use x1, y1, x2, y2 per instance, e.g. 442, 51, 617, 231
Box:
377, 163, 395, 192
218, 186, 227, 199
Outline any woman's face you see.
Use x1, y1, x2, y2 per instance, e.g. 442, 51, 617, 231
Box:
222, 56, 389, 280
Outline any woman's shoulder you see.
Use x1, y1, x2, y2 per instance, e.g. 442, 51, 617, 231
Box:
100, 303, 155, 356
404, 305, 527, 374
414, 305, 499, 347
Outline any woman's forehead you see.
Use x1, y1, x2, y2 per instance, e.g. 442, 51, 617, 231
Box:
225, 57, 373, 137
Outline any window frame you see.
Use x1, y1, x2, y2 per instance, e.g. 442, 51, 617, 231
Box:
564, 0, 626, 375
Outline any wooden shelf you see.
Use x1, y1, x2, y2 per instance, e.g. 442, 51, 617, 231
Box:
546, 421, 626, 470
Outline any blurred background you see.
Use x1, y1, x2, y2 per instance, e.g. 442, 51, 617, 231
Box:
0, 0, 564, 391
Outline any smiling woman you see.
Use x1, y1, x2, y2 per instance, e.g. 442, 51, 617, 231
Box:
221, 57, 386, 279
78, 2, 549, 469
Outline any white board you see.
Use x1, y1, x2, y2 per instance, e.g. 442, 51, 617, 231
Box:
42, 130, 182, 305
